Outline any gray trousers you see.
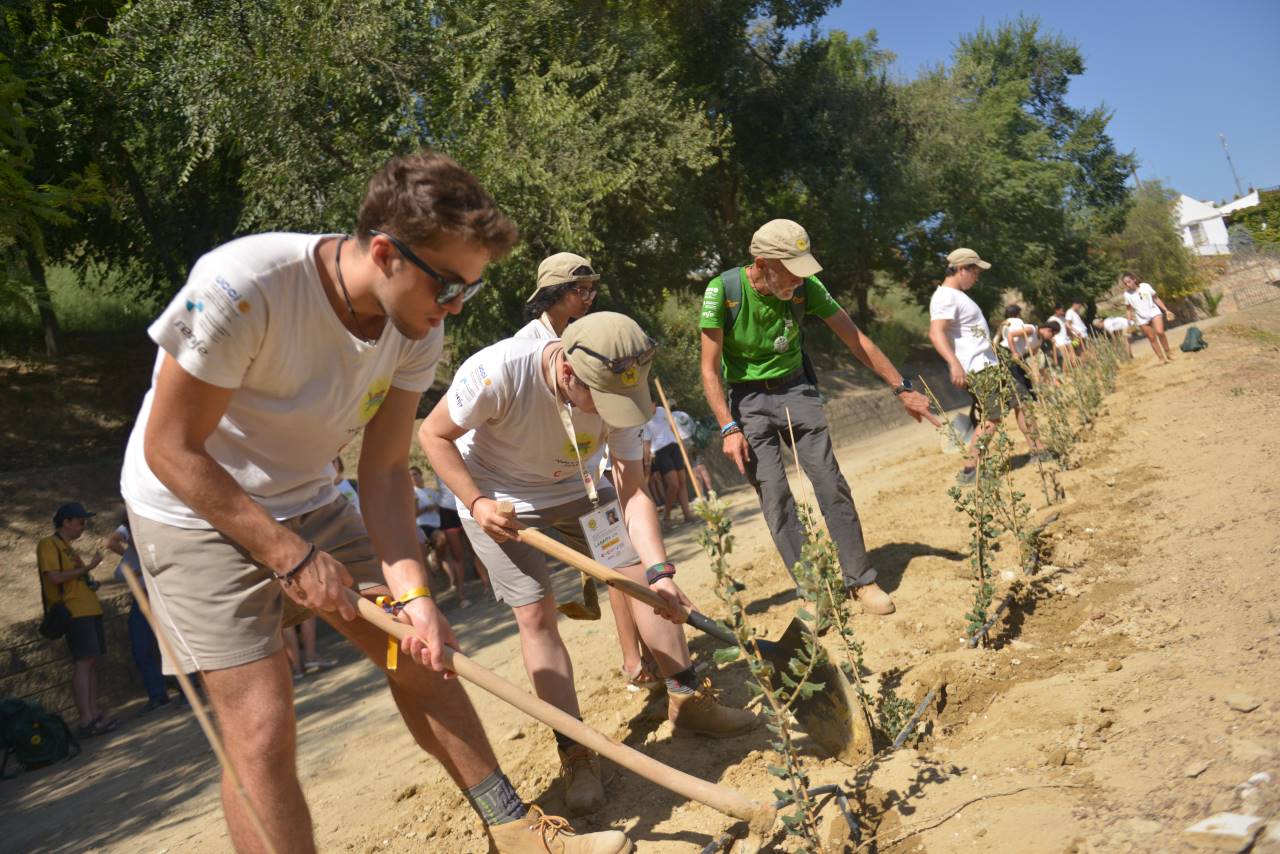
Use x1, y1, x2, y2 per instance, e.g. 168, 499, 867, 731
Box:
730, 381, 875, 588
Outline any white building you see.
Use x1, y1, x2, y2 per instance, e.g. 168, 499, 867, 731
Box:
1177, 190, 1259, 255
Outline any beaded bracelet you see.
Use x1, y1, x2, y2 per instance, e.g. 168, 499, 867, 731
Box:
645, 561, 677, 585
272, 543, 316, 584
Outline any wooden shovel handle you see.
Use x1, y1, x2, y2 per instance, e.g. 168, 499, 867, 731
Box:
347, 589, 774, 832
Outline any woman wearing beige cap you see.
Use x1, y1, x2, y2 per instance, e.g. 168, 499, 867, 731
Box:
516, 252, 600, 340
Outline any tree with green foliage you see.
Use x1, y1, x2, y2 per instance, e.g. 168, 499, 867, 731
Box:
1231, 191, 1280, 247
900, 18, 1134, 317
1103, 180, 1200, 299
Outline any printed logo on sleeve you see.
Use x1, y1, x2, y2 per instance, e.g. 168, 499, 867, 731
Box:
359, 377, 391, 423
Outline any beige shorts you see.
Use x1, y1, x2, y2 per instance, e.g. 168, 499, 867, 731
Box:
461, 487, 640, 608
127, 496, 383, 675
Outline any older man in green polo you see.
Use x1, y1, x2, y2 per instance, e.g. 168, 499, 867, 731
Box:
698, 219, 937, 615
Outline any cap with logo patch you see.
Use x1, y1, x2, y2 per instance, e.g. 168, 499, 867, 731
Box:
527, 252, 599, 302
749, 219, 822, 278
562, 312, 656, 429
946, 248, 991, 270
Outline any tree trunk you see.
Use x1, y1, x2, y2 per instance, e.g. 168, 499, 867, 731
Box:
25, 243, 63, 358
854, 276, 873, 327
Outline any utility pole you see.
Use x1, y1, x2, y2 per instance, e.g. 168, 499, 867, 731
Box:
1219, 133, 1244, 199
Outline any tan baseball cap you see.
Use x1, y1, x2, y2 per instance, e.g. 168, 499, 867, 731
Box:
946, 248, 991, 270
527, 252, 599, 302
749, 219, 822, 278
562, 312, 656, 429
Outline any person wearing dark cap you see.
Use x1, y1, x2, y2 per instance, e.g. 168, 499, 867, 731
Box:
699, 219, 938, 616
38, 502, 118, 736
517, 252, 600, 340
420, 311, 755, 817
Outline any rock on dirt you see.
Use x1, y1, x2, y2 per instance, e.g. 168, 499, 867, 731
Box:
1223, 693, 1261, 713
1184, 759, 1212, 778
1182, 813, 1264, 851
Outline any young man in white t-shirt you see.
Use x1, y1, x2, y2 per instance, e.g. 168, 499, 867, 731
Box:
1122, 272, 1175, 364
420, 312, 754, 817
929, 248, 1047, 483
1065, 300, 1090, 343
119, 152, 629, 854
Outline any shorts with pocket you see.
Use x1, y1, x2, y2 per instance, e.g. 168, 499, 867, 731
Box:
127, 495, 382, 675
460, 486, 640, 608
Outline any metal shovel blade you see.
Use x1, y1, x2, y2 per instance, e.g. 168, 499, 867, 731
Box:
754, 618, 873, 765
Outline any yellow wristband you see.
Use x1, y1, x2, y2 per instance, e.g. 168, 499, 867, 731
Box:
397, 586, 431, 605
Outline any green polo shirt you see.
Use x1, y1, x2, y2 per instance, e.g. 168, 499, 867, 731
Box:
699, 268, 842, 383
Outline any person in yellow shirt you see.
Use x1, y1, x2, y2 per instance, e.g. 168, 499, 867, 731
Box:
38, 502, 117, 736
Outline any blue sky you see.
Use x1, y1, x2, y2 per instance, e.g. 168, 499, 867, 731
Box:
817, 0, 1278, 204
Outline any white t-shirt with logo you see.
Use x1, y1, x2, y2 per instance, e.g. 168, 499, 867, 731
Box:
1124, 283, 1162, 322
1103, 316, 1134, 334
1047, 316, 1071, 347
514, 315, 556, 341
929, 286, 997, 374
1065, 308, 1090, 338
414, 485, 441, 528
121, 233, 443, 528
448, 338, 644, 514
999, 318, 1033, 357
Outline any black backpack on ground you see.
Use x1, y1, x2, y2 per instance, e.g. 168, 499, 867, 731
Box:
0, 697, 80, 778
718, 267, 820, 390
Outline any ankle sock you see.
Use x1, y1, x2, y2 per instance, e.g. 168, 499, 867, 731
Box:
466, 769, 526, 826
665, 665, 699, 695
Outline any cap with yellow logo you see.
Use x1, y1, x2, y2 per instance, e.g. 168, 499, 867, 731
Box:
946, 248, 992, 270
749, 219, 822, 278
527, 252, 600, 302
562, 312, 656, 429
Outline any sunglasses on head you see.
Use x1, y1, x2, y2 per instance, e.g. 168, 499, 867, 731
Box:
369, 229, 485, 305
567, 336, 658, 374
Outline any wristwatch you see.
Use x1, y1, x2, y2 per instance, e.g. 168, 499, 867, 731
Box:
891, 379, 914, 396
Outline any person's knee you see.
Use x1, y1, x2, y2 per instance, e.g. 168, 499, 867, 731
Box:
513, 599, 558, 637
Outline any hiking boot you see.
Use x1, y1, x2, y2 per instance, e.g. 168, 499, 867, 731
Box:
851, 582, 895, 616
668, 678, 755, 738
558, 745, 605, 815
487, 805, 633, 854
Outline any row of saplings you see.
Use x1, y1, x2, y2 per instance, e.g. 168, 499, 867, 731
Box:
691, 335, 1126, 852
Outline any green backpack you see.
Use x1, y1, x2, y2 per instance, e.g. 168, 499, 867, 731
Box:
0, 697, 80, 778
1180, 326, 1208, 352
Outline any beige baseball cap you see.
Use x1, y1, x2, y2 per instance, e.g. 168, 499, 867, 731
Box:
749, 219, 822, 278
527, 252, 599, 302
946, 248, 992, 270
562, 312, 656, 429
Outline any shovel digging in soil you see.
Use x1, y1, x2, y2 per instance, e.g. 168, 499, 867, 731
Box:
512, 524, 874, 765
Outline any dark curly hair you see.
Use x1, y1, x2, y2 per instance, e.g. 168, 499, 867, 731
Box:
523, 282, 578, 323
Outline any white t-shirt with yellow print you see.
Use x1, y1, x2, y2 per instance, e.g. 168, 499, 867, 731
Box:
122, 232, 442, 528
448, 338, 643, 514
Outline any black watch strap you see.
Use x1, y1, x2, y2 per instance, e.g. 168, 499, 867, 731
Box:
892, 379, 914, 396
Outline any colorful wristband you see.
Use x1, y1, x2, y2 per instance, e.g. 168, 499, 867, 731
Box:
720, 421, 740, 436
645, 562, 676, 585
397, 586, 432, 604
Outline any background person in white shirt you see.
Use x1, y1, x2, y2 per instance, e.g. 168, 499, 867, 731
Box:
1048, 304, 1080, 368
998, 303, 1039, 397
515, 252, 600, 341
929, 248, 1047, 483
1065, 300, 1090, 342
1122, 272, 1176, 364
412, 464, 468, 606
1094, 315, 1135, 358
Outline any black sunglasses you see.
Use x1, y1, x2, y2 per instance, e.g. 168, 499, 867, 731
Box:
369, 229, 485, 305
567, 337, 658, 374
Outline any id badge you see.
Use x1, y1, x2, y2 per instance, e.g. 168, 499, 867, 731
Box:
578, 500, 632, 568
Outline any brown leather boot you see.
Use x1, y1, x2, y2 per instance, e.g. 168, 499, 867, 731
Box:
487, 805, 633, 853
558, 745, 605, 815
667, 678, 756, 738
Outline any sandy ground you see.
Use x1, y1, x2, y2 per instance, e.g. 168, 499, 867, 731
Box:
3, 305, 1279, 853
